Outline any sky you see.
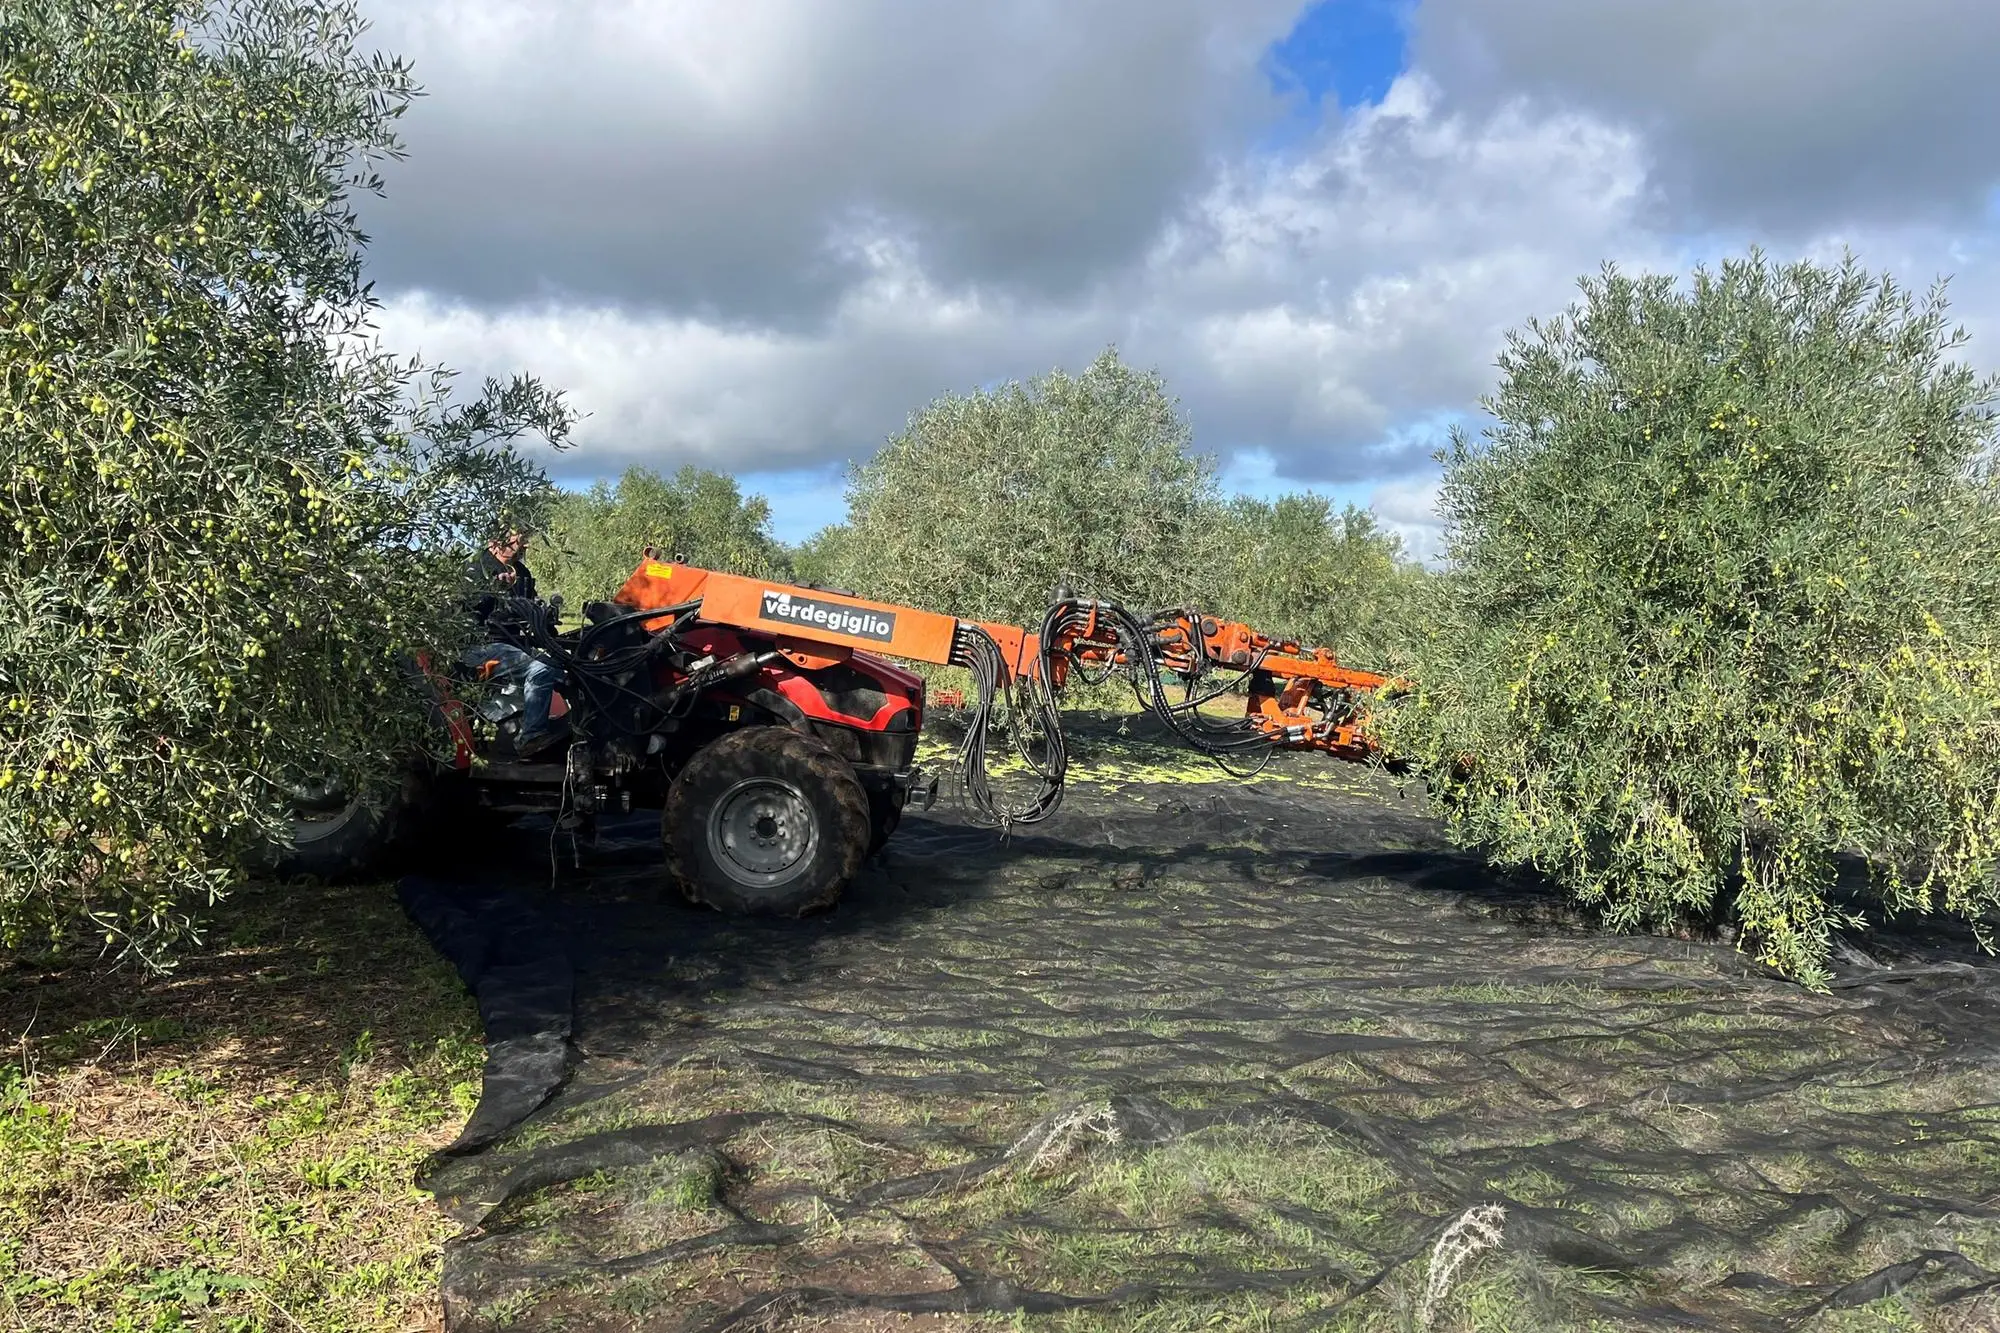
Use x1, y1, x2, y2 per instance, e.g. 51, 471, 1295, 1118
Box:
348, 0, 2000, 560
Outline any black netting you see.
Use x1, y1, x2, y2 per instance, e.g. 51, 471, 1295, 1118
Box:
410, 723, 2000, 1332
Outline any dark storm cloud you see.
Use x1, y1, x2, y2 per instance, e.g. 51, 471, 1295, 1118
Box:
1410, 0, 2000, 233
356, 0, 1307, 324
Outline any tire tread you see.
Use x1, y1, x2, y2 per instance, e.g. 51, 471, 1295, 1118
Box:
664, 726, 869, 916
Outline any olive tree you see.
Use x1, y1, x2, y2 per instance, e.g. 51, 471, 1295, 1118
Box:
535, 465, 789, 616
1206, 494, 1423, 672
837, 348, 1221, 626
788, 522, 858, 592
1373, 252, 2000, 988
1, 0, 571, 960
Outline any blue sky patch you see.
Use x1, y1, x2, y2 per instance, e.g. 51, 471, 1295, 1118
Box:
735, 465, 851, 545
1266, 0, 1413, 117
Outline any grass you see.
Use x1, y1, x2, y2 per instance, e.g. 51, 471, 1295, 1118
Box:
0, 875, 481, 1332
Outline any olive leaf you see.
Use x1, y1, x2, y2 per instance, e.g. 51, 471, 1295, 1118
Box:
0, 0, 571, 963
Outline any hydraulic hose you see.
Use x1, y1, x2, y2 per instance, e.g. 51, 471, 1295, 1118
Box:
1040, 596, 1285, 776
947, 622, 1067, 829
487, 595, 702, 731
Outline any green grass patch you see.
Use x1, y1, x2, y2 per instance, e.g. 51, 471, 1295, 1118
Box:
0, 876, 480, 1332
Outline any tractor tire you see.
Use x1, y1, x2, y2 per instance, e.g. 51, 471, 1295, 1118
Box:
262, 762, 477, 881
664, 726, 870, 917
264, 780, 404, 882
866, 789, 902, 858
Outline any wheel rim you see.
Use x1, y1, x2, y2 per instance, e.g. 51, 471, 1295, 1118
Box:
281, 771, 366, 845
290, 794, 367, 845
707, 777, 819, 888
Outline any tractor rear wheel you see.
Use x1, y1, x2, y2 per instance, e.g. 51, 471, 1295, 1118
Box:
664, 726, 870, 916
272, 792, 392, 881
261, 761, 492, 880
262, 767, 418, 881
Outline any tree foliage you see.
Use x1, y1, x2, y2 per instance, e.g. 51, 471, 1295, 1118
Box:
1, 0, 569, 959
1373, 252, 2000, 988
534, 465, 789, 614
787, 521, 860, 593
1205, 495, 1422, 673
835, 349, 1223, 626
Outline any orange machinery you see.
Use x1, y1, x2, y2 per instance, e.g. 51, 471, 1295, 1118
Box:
612, 554, 1067, 826
1033, 595, 1397, 765
611, 556, 1399, 824
614, 559, 1394, 754
612, 555, 1044, 682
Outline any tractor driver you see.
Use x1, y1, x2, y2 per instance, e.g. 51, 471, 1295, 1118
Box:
464, 527, 568, 759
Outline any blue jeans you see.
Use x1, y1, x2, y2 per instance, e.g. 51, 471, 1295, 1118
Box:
463, 643, 563, 741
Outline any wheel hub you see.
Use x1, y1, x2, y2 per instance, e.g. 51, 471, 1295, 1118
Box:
709, 778, 818, 886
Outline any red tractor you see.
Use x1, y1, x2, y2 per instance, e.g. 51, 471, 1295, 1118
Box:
273, 555, 939, 916
272, 552, 1398, 916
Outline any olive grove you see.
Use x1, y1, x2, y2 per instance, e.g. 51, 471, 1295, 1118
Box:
534, 466, 790, 617
832, 349, 1225, 626
1, 0, 569, 958
1206, 494, 1423, 674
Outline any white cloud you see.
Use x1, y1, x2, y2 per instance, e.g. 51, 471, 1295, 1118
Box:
372, 237, 1110, 476
374, 73, 1686, 486
355, 14, 2000, 554
1143, 74, 1675, 478
1367, 473, 1448, 565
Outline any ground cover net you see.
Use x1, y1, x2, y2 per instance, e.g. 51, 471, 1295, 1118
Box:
413, 719, 2000, 1332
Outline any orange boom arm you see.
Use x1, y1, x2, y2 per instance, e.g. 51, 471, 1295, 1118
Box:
608, 555, 1396, 824
613, 556, 1045, 680
1037, 599, 1400, 762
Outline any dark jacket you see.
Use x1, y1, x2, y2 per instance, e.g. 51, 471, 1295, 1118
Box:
468, 548, 538, 631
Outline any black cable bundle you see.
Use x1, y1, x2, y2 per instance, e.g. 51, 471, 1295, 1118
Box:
1041, 596, 1285, 778
492, 596, 703, 732
947, 622, 1068, 829
1139, 611, 1283, 777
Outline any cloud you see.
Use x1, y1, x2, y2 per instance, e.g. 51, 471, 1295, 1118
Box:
374, 73, 1684, 487
356, 0, 1306, 321
1143, 75, 1673, 481
1367, 472, 1447, 564
372, 235, 1113, 475
353, 0, 2000, 554
1409, 0, 2000, 234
